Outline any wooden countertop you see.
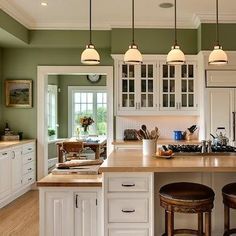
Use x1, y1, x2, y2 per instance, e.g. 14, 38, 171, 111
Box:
37, 174, 102, 187
112, 139, 201, 146
0, 139, 36, 150
99, 150, 236, 172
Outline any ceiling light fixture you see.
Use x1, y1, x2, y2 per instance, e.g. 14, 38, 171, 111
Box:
208, 0, 228, 65
81, 0, 100, 65
166, 0, 185, 65
41, 2, 48, 6
124, 0, 142, 64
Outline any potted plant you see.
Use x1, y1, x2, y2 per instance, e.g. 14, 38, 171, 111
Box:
48, 129, 56, 140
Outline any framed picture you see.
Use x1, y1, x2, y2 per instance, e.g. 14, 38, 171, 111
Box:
5, 80, 32, 108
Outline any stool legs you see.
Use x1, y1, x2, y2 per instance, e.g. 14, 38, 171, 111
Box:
198, 213, 203, 235
205, 211, 212, 236
167, 210, 174, 236
224, 205, 230, 235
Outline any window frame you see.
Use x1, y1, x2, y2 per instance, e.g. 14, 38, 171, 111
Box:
68, 86, 107, 137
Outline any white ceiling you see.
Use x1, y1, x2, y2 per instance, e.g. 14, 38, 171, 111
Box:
0, 0, 236, 30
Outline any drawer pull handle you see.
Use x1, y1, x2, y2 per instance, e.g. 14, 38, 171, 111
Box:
28, 178, 32, 181
28, 148, 32, 151
122, 183, 135, 187
2, 153, 8, 156
28, 168, 32, 171
122, 209, 135, 213
28, 158, 32, 161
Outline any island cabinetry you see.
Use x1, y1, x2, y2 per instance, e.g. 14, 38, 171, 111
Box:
103, 172, 154, 236
39, 188, 101, 236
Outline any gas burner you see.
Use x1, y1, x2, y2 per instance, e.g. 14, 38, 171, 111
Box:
167, 144, 236, 153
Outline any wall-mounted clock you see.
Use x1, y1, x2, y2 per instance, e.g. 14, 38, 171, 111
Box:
87, 74, 102, 83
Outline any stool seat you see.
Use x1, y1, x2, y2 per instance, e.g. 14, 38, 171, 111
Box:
160, 182, 215, 202
222, 183, 236, 197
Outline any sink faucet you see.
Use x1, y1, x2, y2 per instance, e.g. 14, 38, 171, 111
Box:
207, 140, 212, 153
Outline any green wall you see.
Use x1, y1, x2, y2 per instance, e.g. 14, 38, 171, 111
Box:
0, 48, 112, 138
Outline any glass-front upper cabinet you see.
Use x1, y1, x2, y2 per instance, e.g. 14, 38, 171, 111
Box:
139, 63, 156, 110
160, 63, 177, 110
180, 62, 197, 110
120, 64, 136, 109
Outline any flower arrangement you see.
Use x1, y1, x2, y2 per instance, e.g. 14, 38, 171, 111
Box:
79, 116, 94, 132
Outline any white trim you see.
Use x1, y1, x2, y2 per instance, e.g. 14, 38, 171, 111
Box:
68, 86, 107, 137
37, 66, 113, 180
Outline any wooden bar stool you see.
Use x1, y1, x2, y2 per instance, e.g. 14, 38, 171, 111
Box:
222, 183, 236, 236
159, 182, 215, 236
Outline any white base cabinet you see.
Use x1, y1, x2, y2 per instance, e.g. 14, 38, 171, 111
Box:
0, 141, 36, 208
103, 172, 154, 236
39, 188, 101, 236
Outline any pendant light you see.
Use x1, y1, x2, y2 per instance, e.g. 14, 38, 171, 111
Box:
167, 0, 185, 65
208, 0, 228, 65
124, 0, 142, 64
81, 0, 100, 65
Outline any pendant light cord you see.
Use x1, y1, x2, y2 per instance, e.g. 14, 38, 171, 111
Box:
89, 0, 92, 44
216, 0, 219, 45
132, 0, 135, 45
174, 0, 177, 46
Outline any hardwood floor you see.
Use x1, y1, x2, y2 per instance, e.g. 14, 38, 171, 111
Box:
0, 191, 39, 236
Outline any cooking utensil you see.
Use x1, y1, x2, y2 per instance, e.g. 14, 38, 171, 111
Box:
150, 130, 157, 140
141, 125, 150, 139
211, 127, 229, 146
139, 129, 147, 139
135, 130, 143, 140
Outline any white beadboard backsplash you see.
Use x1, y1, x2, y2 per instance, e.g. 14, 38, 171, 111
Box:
116, 116, 200, 140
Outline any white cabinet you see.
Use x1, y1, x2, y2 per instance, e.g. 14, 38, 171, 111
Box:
0, 151, 11, 200
75, 192, 97, 236
39, 188, 101, 236
113, 55, 199, 116
11, 148, 23, 192
117, 62, 157, 115
160, 61, 198, 112
206, 88, 236, 143
103, 172, 154, 236
0, 141, 36, 208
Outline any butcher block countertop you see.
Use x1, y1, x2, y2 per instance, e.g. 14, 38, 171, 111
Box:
37, 174, 102, 187
99, 149, 236, 173
0, 139, 35, 150
112, 139, 201, 146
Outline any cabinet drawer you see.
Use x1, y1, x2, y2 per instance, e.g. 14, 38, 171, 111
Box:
23, 172, 35, 185
23, 161, 35, 175
108, 198, 148, 223
109, 229, 148, 236
0, 151, 9, 158
108, 177, 149, 192
22, 143, 35, 155
23, 152, 35, 164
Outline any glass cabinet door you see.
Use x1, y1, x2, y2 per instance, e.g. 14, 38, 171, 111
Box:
120, 64, 136, 109
139, 64, 155, 109
180, 63, 195, 109
160, 63, 177, 109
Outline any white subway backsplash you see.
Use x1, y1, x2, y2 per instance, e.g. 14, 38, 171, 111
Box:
116, 116, 200, 140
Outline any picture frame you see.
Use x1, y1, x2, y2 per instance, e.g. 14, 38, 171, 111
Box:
5, 80, 33, 108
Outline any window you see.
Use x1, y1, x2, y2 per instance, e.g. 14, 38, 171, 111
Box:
69, 86, 107, 136
47, 85, 58, 139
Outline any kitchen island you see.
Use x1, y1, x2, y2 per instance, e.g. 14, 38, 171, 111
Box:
100, 149, 236, 236
38, 149, 236, 236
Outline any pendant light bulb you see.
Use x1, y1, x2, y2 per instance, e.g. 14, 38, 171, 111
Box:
124, 44, 143, 65
167, 45, 185, 65
81, 0, 100, 65
167, 0, 185, 65
208, 0, 228, 65
124, 0, 143, 64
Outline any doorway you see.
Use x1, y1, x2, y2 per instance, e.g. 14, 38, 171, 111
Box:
37, 66, 113, 180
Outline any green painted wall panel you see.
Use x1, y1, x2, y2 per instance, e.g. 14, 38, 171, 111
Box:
1, 48, 112, 138
29, 30, 111, 48
201, 23, 236, 50
111, 28, 198, 54
0, 10, 28, 44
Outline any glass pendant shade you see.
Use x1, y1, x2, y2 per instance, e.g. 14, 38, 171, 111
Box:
124, 44, 143, 64
167, 45, 186, 65
81, 44, 100, 65
209, 45, 228, 65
